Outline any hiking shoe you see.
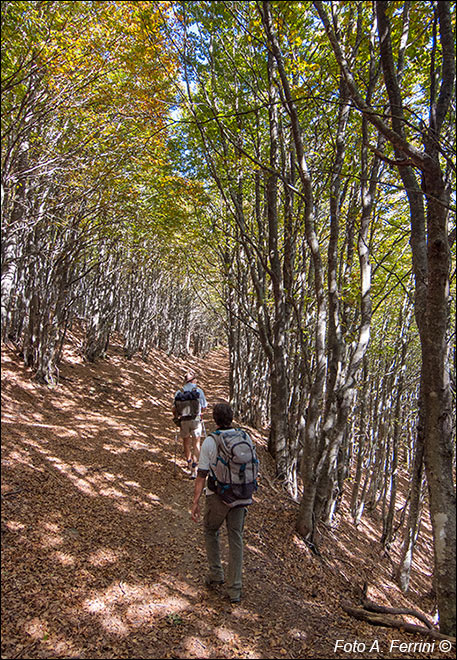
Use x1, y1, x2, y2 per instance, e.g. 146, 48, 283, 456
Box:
205, 576, 224, 589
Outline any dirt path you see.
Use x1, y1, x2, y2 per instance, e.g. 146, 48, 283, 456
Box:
1, 336, 445, 659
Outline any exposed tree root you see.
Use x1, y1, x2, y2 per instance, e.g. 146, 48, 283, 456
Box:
362, 598, 434, 629
341, 599, 456, 643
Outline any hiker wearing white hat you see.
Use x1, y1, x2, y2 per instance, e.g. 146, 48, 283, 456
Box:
172, 372, 207, 478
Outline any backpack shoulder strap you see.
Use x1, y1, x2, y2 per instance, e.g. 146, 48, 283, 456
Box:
207, 431, 224, 479
208, 430, 222, 444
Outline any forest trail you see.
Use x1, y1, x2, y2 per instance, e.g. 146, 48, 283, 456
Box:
1, 332, 446, 660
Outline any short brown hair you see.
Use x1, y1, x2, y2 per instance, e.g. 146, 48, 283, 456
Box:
213, 402, 233, 428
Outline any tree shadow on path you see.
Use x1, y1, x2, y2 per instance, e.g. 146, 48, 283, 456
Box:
1, 340, 442, 659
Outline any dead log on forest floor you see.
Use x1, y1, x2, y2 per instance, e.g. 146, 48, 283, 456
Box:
341, 600, 456, 643
362, 598, 434, 629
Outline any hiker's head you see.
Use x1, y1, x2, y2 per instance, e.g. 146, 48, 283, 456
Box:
184, 371, 195, 383
213, 402, 233, 429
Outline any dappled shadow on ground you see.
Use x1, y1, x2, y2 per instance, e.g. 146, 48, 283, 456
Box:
1, 333, 445, 659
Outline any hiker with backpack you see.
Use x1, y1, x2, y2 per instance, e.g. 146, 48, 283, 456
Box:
173, 372, 207, 478
191, 402, 259, 604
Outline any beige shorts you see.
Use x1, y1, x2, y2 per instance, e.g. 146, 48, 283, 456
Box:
180, 419, 202, 439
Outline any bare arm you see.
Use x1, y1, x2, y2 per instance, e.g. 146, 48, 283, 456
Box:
191, 472, 207, 522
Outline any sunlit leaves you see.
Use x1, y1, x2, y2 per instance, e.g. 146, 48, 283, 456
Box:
1, 0, 210, 307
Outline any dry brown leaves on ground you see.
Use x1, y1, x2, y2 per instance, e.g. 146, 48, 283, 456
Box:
1, 332, 451, 659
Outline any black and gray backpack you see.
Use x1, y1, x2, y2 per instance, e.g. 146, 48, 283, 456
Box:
173, 388, 201, 426
208, 428, 259, 507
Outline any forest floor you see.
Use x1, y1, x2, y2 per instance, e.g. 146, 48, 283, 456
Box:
1, 330, 452, 659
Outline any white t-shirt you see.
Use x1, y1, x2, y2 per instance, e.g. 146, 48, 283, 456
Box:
198, 434, 217, 471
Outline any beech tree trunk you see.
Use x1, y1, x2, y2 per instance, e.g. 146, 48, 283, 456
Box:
397, 404, 425, 593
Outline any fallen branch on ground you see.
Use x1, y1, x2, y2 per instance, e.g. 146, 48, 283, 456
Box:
1, 488, 23, 498
341, 600, 456, 643
362, 598, 434, 629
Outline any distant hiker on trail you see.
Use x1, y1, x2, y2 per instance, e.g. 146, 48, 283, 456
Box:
173, 371, 207, 479
191, 402, 258, 604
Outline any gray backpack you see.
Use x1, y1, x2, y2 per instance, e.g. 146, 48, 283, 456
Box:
208, 429, 259, 508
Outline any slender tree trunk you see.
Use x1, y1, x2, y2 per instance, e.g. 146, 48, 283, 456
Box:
351, 359, 368, 521
382, 307, 410, 547
259, 0, 326, 537
397, 404, 425, 592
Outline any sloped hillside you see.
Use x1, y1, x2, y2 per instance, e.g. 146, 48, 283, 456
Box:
1, 331, 449, 659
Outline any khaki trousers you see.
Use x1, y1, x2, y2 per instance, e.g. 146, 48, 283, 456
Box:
203, 494, 247, 600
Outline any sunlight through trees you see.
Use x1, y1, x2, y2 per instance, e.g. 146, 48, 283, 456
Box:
2, 0, 455, 638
